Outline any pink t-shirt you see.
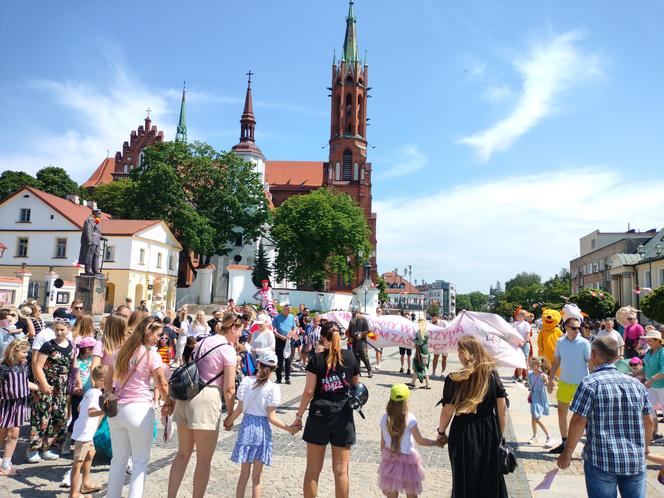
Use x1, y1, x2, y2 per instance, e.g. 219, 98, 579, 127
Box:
112, 347, 163, 404
194, 335, 237, 389
93, 340, 114, 367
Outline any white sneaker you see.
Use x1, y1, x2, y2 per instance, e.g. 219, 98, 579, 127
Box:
60, 468, 72, 488
42, 450, 60, 460
543, 436, 554, 448
26, 451, 41, 463
528, 434, 538, 445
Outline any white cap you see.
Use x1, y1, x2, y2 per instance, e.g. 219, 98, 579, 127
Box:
258, 351, 278, 367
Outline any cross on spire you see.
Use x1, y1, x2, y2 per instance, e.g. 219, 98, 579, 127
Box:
145, 107, 152, 119
246, 70, 254, 86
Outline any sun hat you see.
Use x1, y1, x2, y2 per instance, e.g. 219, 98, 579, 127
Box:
18, 306, 33, 319
629, 357, 643, 366
644, 330, 663, 341
257, 351, 278, 367
78, 336, 96, 348
390, 383, 411, 402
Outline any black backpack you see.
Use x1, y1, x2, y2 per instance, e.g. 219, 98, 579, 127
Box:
168, 337, 232, 401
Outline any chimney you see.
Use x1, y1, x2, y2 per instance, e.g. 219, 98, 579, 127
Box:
65, 194, 80, 204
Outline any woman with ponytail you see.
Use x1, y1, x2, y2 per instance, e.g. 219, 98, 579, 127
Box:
436, 336, 508, 497
292, 321, 360, 498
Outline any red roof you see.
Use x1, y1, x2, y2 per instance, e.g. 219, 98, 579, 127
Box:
381, 272, 423, 295
100, 219, 161, 236
16, 187, 112, 228
265, 161, 324, 187
82, 157, 115, 188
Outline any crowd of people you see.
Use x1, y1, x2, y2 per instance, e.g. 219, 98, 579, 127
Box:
0, 295, 662, 497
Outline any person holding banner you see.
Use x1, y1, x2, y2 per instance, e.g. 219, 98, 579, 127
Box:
347, 308, 372, 378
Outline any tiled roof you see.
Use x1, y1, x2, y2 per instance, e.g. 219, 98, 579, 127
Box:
381, 272, 423, 294
265, 161, 324, 187
81, 157, 115, 188
20, 187, 111, 228
100, 219, 161, 236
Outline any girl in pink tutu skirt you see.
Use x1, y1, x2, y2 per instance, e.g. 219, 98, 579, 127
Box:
378, 384, 439, 497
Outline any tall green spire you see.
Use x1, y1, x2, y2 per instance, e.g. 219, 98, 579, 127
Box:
175, 82, 187, 143
342, 0, 358, 63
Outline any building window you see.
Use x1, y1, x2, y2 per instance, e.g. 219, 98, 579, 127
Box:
591, 239, 596, 249
342, 150, 352, 180
54, 238, 67, 258
659, 268, 664, 287
353, 162, 359, 181
156, 252, 163, 268
18, 208, 31, 223
139, 248, 146, 265
104, 245, 115, 262
168, 254, 174, 271
56, 292, 70, 304
645, 270, 652, 288
28, 281, 39, 299
335, 162, 341, 181
16, 237, 28, 257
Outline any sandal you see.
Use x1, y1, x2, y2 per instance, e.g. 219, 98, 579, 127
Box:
405, 383, 416, 388
81, 484, 102, 493
421, 386, 432, 390
0, 465, 20, 476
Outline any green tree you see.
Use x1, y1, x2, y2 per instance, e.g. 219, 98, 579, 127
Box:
89, 179, 134, 217
505, 272, 542, 291
569, 288, 616, 320
641, 286, 664, 323
271, 187, 371, 290
376, 276, 388, 304
35, 166, 82, 198
456, 291, 489, 312
541, 268, 572, 311
0, 171, 41, 198
427, 304, 441, 317
251, 241, 272, 287
456, 294, 472, 311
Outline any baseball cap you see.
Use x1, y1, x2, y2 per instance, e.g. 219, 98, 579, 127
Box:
78, 337, 96, 348
390, 383, 411, 402
53, 307, 76, 323
257, 351, 278, 367
629, 357, 643, 366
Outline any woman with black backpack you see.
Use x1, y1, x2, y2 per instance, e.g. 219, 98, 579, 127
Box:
166, 311, 242, 498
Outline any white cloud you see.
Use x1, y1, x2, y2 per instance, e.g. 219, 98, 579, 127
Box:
375, 167, 664, 293
459, 31, 602, 161
0, 71, 176, 183
378, 145, 427, 179
483, 84, 512, 103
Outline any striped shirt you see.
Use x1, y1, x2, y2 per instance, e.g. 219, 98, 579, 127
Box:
570, 363, 652, 475
0, 363, 30, 400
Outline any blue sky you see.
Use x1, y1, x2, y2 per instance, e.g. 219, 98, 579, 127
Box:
1, 0, 663, 292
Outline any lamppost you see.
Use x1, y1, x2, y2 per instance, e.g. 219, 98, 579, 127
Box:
404, 265, 412, 308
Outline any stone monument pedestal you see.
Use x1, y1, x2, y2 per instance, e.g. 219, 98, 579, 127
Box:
75, 274, 106, 316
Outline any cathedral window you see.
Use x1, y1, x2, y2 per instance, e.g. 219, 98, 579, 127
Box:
345, 93, 353, 134
343, 150, 352, 181
123, 164, 128, 174
357, 96, 363, 136
360, 165, 365, 181
335, 162, 341, 181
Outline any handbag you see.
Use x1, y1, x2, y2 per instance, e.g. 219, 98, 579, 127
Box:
498, 438, 517, 474
101, 348, 148, 417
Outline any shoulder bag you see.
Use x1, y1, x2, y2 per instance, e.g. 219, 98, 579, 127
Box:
101, 347, 148, 417
492, 371, 518, 474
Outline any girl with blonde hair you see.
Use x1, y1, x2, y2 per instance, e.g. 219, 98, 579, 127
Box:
104, 317, 172, 498
72, 314, 95, 343
91, 314, 128, 370
436, 336, 507, 497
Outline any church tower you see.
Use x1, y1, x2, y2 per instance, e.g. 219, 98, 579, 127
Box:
175, 83, 187, 143
324, 0, 377, 287
232, 71, 266, 182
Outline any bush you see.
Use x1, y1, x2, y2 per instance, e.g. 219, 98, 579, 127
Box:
569, 289, 616, 320
641, 286, 664, 323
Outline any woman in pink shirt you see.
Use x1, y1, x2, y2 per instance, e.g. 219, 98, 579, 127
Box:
623, 313, 645, 359
104, 316, 172, 498
167, 311, 241, 498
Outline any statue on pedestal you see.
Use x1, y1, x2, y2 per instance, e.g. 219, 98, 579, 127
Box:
78, 208, 103, 275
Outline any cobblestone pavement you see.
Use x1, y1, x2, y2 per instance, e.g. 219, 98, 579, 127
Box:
4, 347, 664, 497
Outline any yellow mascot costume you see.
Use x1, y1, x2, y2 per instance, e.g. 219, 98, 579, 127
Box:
537, 308, 563, 365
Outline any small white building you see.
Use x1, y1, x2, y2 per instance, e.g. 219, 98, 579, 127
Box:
0, 187, 181, 312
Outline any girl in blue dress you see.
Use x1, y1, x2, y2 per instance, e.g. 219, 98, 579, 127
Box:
527, 356, 553, 448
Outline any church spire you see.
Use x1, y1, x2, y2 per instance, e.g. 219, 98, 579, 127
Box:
175, 82, 187, 143
343, 0, 358, 63
231, 71, 264, 159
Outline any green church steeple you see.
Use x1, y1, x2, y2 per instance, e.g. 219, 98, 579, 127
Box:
342, 0, 358, 63
175, 82, 187, 143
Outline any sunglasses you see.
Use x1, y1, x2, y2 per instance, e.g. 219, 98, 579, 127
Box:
73, 307, 84, 311
627, 318, 636, 321
568, 326, 581, 331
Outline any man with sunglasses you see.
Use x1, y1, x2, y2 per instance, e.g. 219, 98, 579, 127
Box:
70, 299, 84, 321
547, 317, 591, 454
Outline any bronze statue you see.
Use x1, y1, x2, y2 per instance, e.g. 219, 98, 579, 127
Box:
79, 208, 103, 275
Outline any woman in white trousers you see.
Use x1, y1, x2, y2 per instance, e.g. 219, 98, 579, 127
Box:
104, 316, 173, 498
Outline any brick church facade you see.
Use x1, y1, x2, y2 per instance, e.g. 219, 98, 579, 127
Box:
83, 1, 377, 292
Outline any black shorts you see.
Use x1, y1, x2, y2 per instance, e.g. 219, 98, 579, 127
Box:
303, 401, 355, 447
399, 347, 412, 355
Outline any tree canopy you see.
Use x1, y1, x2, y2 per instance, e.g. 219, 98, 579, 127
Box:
0, 167, 83, 199
569, 288, 616, 319
641, 286, 664, 323
456, 291, 490, 312
271, 187, 371, 290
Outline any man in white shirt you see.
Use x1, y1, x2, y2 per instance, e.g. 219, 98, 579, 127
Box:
597, 318, 625, 357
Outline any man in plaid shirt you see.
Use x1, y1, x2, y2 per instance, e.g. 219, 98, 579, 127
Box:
557, 336, 653, 498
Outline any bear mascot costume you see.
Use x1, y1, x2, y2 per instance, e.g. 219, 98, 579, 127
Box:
537, 308, 563, 366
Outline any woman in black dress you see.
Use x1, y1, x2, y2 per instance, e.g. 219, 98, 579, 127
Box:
436, 336, 508, 497
292, 321, 360, 498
